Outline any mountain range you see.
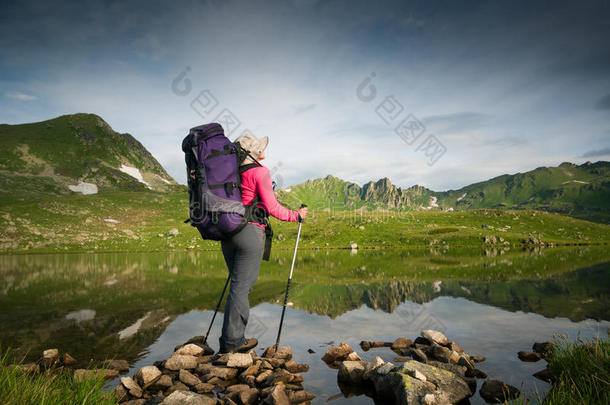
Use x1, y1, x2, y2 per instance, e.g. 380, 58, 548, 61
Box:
1, 113, 608, 223
276, 164, 610, 223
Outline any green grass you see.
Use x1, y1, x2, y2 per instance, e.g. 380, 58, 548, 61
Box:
1, 188, 609, 254
542, 336, 610, 405
0, 348, 117, 405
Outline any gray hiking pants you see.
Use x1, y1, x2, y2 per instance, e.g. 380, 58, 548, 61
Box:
219, 223, 265, 350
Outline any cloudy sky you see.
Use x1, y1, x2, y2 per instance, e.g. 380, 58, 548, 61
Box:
1, 0, 609, 190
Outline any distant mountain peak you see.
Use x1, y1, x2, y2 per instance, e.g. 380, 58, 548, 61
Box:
0, 113, 179, 198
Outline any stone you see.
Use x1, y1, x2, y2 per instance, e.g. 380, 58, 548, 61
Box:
449, 341, 464, 353
268, 358, 285, 369
260, 360, 273, 370
274, 346, 292, 360
176, 343, 205, 356
263, 382, 289, 405
165, 355, 198, 370
533, 341, 553, 356
421, 393, 436, 405
61, 353, 77, 366
237, 387, 259, 404
40, 349, 59, 368
197, 363, 215, 375
533, 367, 554, 383
198, 355, 215, 364
376, 362, 396, 376
470, 368, 487, 379
409, 348, 428, 363
256, 369, 273, 384
393, 357, 410, 362
480, 379, 521, 403
421, 330, 451, 346
134, 365, 162, 389
518, 351, 542, 362
180, 369, 202, 387
120, 376, 143, 398
150, 374, 173, 391
226, 353, 253, 368
73, 368, 119, 382
287, 390, 315, 404
180, 336, 215, 355
264, 369, 295, 386
430, 344, 452, 363
283, 360, 309, 373
362, 356, 386, 380
240, 363, 260, 377
470, 355, 486, 363
391, 337, 413, 351
397, 361, 470, 404
113, 383, 129, 402
464, 376, 478, 395
414, 336, 431, 346
457, 354, 475, 373
9, 363, 40, 374
165, 381, 189, 395
402, 366, 426, 382
427, 360, 467, 378
161, 390, 218, 405
123, 400, 146, 405
345, 352, 362, 362
104, 359, 130, 372
321, 342, 355, 365
448, 350, 461, 364
194, 381, 215, 394
203, 366, 238, 380
337, 361, 366, 385
359, 341, 372, 351
241, 374, 256, 387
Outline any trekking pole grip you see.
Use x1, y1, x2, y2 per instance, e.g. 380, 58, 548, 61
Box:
298, 204, 307, 222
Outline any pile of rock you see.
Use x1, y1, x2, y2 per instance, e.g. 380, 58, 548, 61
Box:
113, 337, 314, 405
325, 329, 521, 405
9, 348, 129, 382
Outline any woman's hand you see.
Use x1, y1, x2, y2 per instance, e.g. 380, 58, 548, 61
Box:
297, 206, 308, 220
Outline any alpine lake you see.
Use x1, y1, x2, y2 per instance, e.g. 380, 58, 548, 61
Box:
1, 245, 608, 404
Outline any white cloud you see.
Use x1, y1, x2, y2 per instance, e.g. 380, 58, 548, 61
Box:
5, 91, 37, 101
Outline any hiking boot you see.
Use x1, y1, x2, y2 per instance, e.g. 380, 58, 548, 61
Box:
219, 338, 258, 354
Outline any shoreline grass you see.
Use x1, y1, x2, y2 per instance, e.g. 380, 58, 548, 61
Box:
0, 348, 117, 405
543, 336, 610, 405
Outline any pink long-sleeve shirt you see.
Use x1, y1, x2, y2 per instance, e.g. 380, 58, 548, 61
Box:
240, 165, 299, 230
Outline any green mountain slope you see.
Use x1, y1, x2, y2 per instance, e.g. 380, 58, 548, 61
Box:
0, 113, 179, 199
434, 162, 610, 222
277, 162, 610, 223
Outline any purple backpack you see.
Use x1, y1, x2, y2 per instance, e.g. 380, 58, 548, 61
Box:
182, 123, 248, 240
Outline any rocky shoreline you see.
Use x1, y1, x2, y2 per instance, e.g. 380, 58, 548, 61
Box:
9, 330, 559, 405
321, 329, 555, 404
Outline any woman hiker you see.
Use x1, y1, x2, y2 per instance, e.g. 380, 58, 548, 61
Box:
218, 133, 308, 354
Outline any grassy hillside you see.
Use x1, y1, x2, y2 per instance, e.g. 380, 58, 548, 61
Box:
435, 161, 610, 223
0, 113, 179, 201
276, 162, 610, 223
0, 187, 608, 254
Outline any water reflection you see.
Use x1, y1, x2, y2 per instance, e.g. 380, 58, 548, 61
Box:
0, 247, 608, 376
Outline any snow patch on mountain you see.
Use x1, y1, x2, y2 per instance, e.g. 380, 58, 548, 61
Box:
68, 181, 98, 195
119, 164, 151, 188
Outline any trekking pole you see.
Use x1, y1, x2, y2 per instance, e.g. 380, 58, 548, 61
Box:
203, 274, 230, 345
274, 204, 307, 352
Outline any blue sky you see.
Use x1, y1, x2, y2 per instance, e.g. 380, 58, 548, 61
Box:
1, 0, 609, 190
